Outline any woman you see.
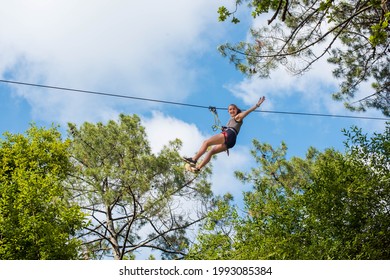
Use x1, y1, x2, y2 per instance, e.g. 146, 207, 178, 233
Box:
183, 96, 265, 172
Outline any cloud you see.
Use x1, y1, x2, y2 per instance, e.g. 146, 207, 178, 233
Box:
225, 19, 340, 113
0, 0, 222, 125
142, 111, 206, 156
210, 145, 253, 198
226, 51, 387, 132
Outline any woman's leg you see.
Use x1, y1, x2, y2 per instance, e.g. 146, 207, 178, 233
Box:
192, 133, 225, 162
197, 143, 227, 169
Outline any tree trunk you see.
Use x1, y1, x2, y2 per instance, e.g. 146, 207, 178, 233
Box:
106, 204, 121, 260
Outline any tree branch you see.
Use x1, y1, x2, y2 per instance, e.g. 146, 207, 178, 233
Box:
227, 3, 374, 61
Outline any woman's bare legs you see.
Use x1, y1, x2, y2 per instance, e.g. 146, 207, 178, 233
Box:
192, 133, 227, 169
197, 143, 227, 169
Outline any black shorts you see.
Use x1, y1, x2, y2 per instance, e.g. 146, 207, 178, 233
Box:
222, 129, 237, 149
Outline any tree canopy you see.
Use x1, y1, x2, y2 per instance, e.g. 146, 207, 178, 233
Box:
0, 125, 85, 259
188, 123, 390, 259
218, 0, 390, 116
2, 117, 388, 260
67, 114, 213, 259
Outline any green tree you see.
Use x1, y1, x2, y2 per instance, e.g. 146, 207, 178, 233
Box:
68, 114, 213, 260
218, 0, 390, 116
0, 125, 85, 260
186, 193, 238, 260
188, 123, 390, 259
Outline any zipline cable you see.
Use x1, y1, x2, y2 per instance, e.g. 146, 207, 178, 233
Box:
1, 79, 389, 121
0, 79, 209, 110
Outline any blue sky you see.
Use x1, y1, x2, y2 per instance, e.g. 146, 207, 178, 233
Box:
1, 0, 388, 203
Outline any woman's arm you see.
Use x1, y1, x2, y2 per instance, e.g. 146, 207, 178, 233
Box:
235, 96, 265, 122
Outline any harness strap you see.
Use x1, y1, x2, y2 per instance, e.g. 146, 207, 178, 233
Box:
222, 131, 230, 156
224, 127, 237, 135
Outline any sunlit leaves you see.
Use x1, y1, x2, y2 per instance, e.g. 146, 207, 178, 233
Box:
0, 125, 85, 259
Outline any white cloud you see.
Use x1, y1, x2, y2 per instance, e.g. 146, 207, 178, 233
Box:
210, 145, 253, 198
0, 0, 222, 125
142, 111, 206, 156
227, 54, 387, 132
225, 30, 340, 112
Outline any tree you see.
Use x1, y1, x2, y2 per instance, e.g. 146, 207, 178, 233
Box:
218, 0, 390, 116
68, 114, 213, 260
0, 125, 85, 260
186, 193, 238, 260
188, 123, 390, 259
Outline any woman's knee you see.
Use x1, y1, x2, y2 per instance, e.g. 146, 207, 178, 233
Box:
202, 139, 213, 148
210, 144, 226, 155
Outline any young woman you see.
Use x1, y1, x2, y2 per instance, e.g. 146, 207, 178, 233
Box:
183, 96, 265, 172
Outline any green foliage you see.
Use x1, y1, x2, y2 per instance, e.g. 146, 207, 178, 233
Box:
186, 193, 237, 260
0, 125, 85, 259
217, 0, 390, 116
188, 124, 390, 259
68, 114, 213, 260
218, 6, 234, 23
218, 0, 243, 23
369, 12, 389, 46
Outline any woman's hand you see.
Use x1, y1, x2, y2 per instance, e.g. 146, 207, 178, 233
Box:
256, 96, 265, 107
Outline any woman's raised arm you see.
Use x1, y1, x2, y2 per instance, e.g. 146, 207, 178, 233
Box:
235, 96, 265, 122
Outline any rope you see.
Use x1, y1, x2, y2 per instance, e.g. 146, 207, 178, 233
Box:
1, 79, 389, 121
209, 106, 223, 131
